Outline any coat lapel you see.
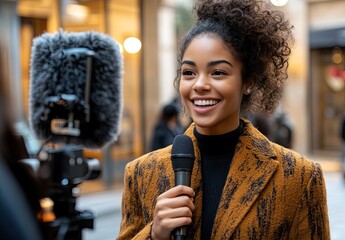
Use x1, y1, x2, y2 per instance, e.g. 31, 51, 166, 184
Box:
211, 120, 279, 239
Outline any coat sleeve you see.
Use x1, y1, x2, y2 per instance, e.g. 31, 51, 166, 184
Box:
289, 163, 330, 240
117, 161, 152, 240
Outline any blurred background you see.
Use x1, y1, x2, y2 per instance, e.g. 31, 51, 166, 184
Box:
0, 0, 344, 239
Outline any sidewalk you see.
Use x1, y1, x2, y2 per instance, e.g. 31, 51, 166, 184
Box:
77, 182, 123, 218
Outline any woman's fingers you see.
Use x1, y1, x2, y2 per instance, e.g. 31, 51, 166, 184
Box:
155, 204, 193, 220
157, 185, 195, 200
156, 194, 195, 212
152, 206, 193, 240
151, 186, 195, 239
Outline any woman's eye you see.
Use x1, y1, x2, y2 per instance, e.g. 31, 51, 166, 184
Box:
182, 70, 195, 76
213, 70, 226, 75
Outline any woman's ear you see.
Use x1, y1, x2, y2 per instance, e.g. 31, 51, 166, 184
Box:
243, 80, 255, 95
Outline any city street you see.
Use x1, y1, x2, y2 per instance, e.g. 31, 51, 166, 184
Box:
1, 1, 344, 240
80, 169, 345, 240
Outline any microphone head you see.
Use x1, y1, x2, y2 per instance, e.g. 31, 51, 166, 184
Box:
29, 30, 123, 148
171, 135, 195, 172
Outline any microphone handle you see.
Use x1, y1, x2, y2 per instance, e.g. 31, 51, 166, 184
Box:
173, 170, 191, 240
174, 170, 191, 186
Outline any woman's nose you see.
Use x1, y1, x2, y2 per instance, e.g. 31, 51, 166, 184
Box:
192, 75, 211, 92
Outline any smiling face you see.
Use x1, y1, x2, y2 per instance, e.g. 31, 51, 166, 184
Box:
179, 34, 250, 135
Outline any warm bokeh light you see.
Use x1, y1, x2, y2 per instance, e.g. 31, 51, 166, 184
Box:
65, 4, 89, 23
270, 0, 288, 7
123, 37, 142, 54
332, 47, 343, 64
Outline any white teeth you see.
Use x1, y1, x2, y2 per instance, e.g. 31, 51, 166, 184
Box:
194, 99, 218, 106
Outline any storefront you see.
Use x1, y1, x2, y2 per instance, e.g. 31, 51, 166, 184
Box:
307, 0, 345, 155
309, 27, 345, 153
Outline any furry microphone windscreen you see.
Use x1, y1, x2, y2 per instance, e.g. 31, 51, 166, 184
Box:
29, 30, 123, 148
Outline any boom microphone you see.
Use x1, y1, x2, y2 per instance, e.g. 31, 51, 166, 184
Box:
29, 30, 123, 148
171, 134, 195, 240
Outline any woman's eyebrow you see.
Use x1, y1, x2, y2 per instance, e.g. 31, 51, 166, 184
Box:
207, 60, 233, 67
181, 60, 196, 66
181, 59, 233, 67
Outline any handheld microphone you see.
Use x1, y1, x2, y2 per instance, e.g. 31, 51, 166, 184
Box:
171, 134, 195, 240
29, 30, 123, 148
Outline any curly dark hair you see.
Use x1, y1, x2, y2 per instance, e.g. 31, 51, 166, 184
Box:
174, 0, 294, 115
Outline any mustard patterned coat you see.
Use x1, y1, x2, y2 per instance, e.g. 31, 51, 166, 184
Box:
117, 119, 330, 240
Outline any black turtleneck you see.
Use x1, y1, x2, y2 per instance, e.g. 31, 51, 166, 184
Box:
194, 122, 242, 240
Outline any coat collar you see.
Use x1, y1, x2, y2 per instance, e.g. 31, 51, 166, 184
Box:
184, 118, 279, 238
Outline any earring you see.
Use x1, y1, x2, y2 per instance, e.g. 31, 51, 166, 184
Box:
246, 89, 251, 94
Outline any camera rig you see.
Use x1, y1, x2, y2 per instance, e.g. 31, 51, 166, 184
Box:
24, 48, 102, 240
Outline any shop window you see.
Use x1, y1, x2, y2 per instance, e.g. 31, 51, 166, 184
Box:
310, 47, 345, 152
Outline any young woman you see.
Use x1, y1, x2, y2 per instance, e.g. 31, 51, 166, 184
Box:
118, 0, 330, 239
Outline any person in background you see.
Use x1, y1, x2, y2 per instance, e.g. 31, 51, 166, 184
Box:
270, 107, 294, 149
151, 102, 184, 151
250, 107, 294, 149
248, 110, 273, 138
118, 0, 330, 239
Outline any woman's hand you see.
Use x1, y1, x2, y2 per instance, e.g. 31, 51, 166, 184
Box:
151, 185, 195, 240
